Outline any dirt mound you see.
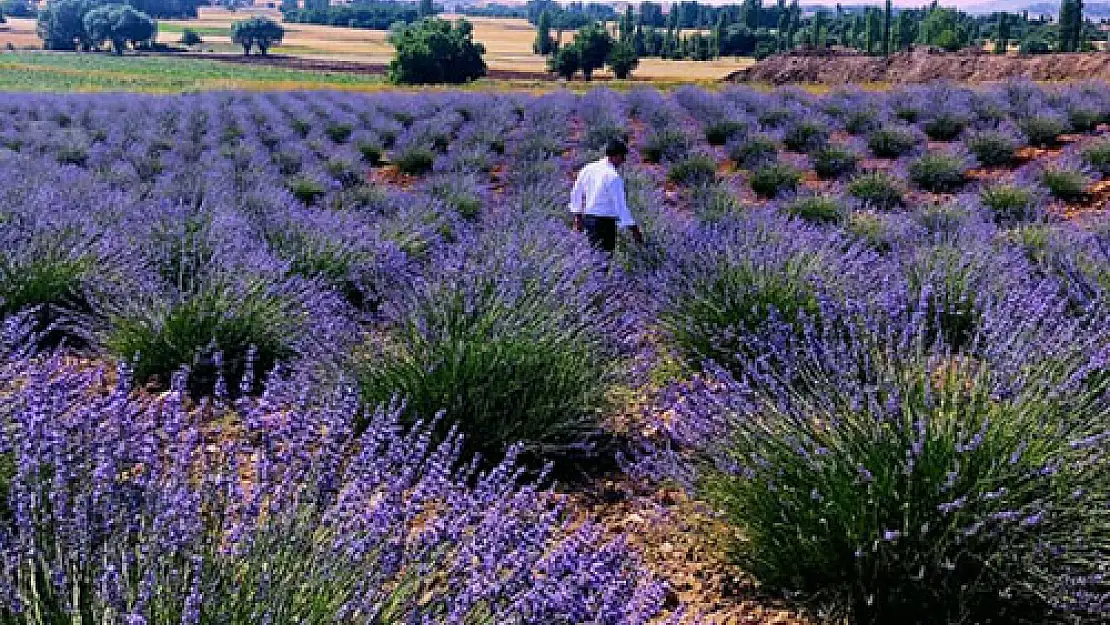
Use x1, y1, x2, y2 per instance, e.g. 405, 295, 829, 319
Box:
731, 46, 1110, 84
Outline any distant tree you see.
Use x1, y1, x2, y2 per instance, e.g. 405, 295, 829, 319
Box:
883, 0, 892, 55
179, 27, 202, 45
865, 7, 880, 54
632, 23, 645, 55
720, 23, 756, 56
1020, 32, 1051, 54
418, 0, 433, 18
280, 0, 296, 12
607, 40, 638, 78
548, 43, 579, 79
37, 0, 103, 50
572, 22, 613, 80
2, 0, 34, 17
83, 4, 155, 54
714, 12, 726, 57
534, 9, 555, 54
894, 5, 916, 49
995, 12, 1009, 53
1057, 0, 1084, 51
388, 18, 486, 84
742, 0, 758, 30
620, 5, 634, 41
230, 15, 284, 55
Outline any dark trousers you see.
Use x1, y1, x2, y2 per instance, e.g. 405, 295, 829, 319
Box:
581, 215, 617, 253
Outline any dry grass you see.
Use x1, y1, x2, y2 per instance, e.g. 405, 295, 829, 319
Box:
0, 8, 752, 83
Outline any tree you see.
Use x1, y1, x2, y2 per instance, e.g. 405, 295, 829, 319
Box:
865, 7, 880, 54
230, 16, 284, 55
742, 0, 759, 30
534, 9, 555, 54
714, 13, 726, 57
1057, 0, 1083, 52
607, 40, 638, 78
83, 4, 155, 54
1058, 0, 1076, 51
388, 18, 486, 84
179, 27, 202, 45
37, 0, 103, 50
620, 5, 634, 41
894, 6, 916, 49
995, 12, 1009, 54
548, 43, 579, 79
418, 0, 433, 18
572, 22, 613, 80
2, 0, 34, 17
883, 0, 892, 55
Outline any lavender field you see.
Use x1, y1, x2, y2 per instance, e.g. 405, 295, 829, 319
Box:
2, 82, 1110, 624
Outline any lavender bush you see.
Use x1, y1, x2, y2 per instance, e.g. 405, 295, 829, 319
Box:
653, 296, 1110, 624
0, 359, 672, 624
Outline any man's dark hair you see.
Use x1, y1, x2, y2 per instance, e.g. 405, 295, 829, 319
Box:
605, 138, 629, 157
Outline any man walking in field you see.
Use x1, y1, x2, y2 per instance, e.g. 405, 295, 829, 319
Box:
570, 139, 644, 253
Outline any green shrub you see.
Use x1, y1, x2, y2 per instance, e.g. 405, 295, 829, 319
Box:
179, 28, 203, 45
324, 122, 353, 144
697, 348, 1108, 625
845, 211, 895, 252
705, 119, 747, 146
431, 180, 482, 219
908, 151, 970, 193
1080, 140, 1110, 176
107, 285, 301, 398
1039, 164, 1090, 201
56, 145, 88, 167
667, 153, 718, 186
355, 240, 617, 462
749, 162, 802, 199
847, 171, 904, 209
356, 141, 384, 166
642, 127, 691, 164
1017, 114, 1069, 147
978, 183, 1042, 224
782, 119, 830, 153
757, 107, 793, 128
661, 256, 821, 378
326, 158, 363, 189
287, 177, 327, 204
843, 108, 880, 135
922, 111, 967, 141
809, 144, 859, 180
394, 146, 436, 176
868, 125, 919, 158
784, 194, 846, 224
728, 134, 778, 169
0, 248, 94, 350
1067, 105, 1102, 132
963, 129, 1019, 167
689, 183, 743, 222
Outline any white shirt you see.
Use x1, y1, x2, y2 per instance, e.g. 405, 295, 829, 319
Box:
569, 158, 636, 227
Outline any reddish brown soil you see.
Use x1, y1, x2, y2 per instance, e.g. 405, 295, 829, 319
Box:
731, 46, 1110, 85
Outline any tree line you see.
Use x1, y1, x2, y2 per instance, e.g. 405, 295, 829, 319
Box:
532, 0, 1108, 65
281, 0, 435, 31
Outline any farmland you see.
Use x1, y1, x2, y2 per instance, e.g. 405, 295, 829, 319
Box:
0, 9, 753, 81
3, 80, 1110, 623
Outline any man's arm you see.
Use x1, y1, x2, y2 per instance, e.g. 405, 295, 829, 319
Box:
612, 176, 644, 244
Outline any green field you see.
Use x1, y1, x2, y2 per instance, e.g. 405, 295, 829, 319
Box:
0, 52, 387, 92
156, 24, 233, 38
